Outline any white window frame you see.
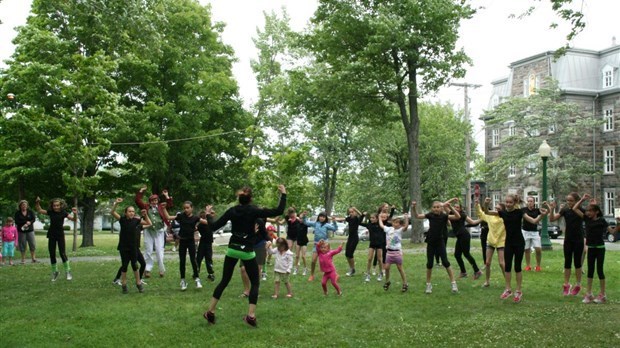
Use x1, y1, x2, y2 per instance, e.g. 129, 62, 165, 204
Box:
604, 190, 616, 216
603, 108, 614, 132
603, 66, 613, 88
523, 78, 529, 97
508, 122, 516, 137
493, 193, 501, 207
508, 164, 517, 178
604, 147, 615, 174
491, 129, 500, 147
548, 123, 556, 134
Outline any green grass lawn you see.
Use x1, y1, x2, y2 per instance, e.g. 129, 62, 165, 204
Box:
1, 235, 619, 347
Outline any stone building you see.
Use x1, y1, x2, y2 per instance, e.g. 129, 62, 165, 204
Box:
484, 43, 619, 218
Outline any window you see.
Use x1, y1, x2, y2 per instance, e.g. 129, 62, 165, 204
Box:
492, 129, 500, 147
492, 95, 500, 108
508, 123, 516, 137
493, 193, 501, 207
603, 108, 614, 132
604, 190, 616, 216
604, 147, 615, 174
524, 161, 537, 175
508, 164, 517, 177
529, 128, 540, 137
603, 66, 613, 88
548, 123, 556, 134
523, 74, 539, 97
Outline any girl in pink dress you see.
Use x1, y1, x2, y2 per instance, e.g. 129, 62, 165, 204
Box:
316, 240, 345, 296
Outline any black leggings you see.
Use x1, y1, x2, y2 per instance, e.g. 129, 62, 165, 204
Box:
586, 247, 605, 280
504, 244, 525, 273
213, 256, 260, 305
196, 239, 214, 275
563, 239, 584, 269
427, 243, 450, 269
48, 236, 68, 265
345, 236, 359, 259
119, 249, 138, 273
116, 250, 145, 279
480, 231, 488, 265
435, 235, 449, 264
454, 232, 480, 273
179, 239, 199, 279
373, 245, 387, 267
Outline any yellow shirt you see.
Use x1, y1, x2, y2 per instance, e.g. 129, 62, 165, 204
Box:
476, 204, 506, 248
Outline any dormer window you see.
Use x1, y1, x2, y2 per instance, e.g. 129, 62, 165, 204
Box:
603, 65, 614, 88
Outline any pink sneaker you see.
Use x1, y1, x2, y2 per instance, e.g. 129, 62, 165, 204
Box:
593, 295, 607, 304
570, 284, 581, 296
500, 289, 513, 300
582, 294, 594, 304
562, 284, 571, 296
473, 271, 482, 280
513, 291, 523, 303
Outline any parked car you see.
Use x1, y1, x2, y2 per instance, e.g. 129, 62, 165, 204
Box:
539, 223, 562, 239
334, 222, 348, 236
358, 226, 369, 241
465, 224, 481, 238
604, 216, 618, 243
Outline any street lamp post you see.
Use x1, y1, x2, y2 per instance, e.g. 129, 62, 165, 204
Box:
539, 140, 552, 250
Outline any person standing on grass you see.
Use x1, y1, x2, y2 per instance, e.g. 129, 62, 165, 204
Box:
522, 196, 543, 272
161, 201, 208, 291
475, 197, 506, 288
196, 210, 216, 282
572, 194, 608, 304
110, 198, 151, 294
378, 212, 409, 292
1, 217, 18, 266
412, 200, 459, 294
239, 219, 271, 297
14, 200, 37, 264
294, 218, 309, 276
317, 240, 344, 296
372, 204, 394, 275
361, 213, 384, 282
135, 186, 173, 279
339, 207, 364, 277
267, 237, 294, 299
113, 223, 147, 287
451, 201, 482, 280
35, 197, 78, 281
302, 211, 337, 282
479, 220, 489, 266
547, 192, 585, 297
483, 194, 547, 303
203, 185, 286, 328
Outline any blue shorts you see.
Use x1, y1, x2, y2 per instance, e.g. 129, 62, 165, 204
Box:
2, 241, 15, 257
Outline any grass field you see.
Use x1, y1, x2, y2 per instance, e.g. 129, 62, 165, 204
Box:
1, 232, 619, 347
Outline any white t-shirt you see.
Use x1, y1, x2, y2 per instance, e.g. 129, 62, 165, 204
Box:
383, 226, 403, 251
269, 248, 294, 274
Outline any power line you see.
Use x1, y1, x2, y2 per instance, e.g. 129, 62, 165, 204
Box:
100, 129, 244, 146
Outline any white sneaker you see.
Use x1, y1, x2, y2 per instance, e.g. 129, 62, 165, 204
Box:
302, 268, 307, 276
293, 267, 298, 275
195, 278, 203, 289
180, 279, 187, 291
371, 268, 377, 276
51, 271, 60, 282
377, 274, 383, 282
451, 282, 459, 293
66, 272, 73, 281
346, 269, 355, 277
365, 274, 370, 282
261, 272, 267, 281
425, 283, 433, 294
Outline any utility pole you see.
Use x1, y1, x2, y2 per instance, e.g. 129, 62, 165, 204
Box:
450, 82, 481, 217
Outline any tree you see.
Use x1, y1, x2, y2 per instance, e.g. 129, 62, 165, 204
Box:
482, 79, 598, 198
306, 0, 475, 232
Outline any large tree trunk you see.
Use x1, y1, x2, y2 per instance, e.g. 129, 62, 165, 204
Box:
80, 195, 96, 247
404, 64, 423, 243
322, 162, 338, 216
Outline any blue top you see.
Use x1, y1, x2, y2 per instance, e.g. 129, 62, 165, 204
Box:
303, 217, 337, 242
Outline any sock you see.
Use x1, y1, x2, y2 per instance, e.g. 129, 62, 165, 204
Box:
52, 264, 58, 272
63, 261, 71, 272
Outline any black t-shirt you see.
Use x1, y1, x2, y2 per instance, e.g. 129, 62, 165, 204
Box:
425, 213, 449, 245
499, 209, 525, 246
14, 209, 36, 232
559, 207, 584, 241
47, 210, 69, 238
286, 218, 301, 241
346, 215, 363, 241
521, 207, 540, 232
175, 213, 201, 240
297, 223, 309, 245
451, 213, 467, 236
583, 216, 607, 247
197, 223, 213, 243
118, 216, 141, 251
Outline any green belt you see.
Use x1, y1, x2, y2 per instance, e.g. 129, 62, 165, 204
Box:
226, 248, 256, 260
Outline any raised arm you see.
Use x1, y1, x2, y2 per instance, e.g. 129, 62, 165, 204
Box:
34, 197, 47, 215
67, 207, 79, 222
546, 201, 561, 222
572, 194, 590, 218
158, 202, 176, 221
402, 213, 410, 231
255, 185, 287, 218
134, 186, 149, 210
523, 208, 548, 224
111, 198, 123, 220
411, 201, 426, 220
445, 202, 461, 221
140, 209, 152, 227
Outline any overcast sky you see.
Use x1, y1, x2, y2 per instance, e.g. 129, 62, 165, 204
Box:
2, 0, 619, 154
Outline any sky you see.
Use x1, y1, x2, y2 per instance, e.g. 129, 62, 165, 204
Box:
1, 0, 619, 155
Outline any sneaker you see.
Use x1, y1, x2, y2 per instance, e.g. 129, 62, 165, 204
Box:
377, 274, 383, 282
364, 273, 370, 282
180, 279, 188, 291
302, 268, 307, 276
204, 311, 216, 325
286, 293, 293, 298
346, 269, 356, 277
271, 294, 278, 299
535, 266, 542, 272
524, 266, 532, 271
144, 271, 151, 279
51, 271, 60, 282
243, 315, 257, 328
113, 279, 122, 286
458, 272, 467, 278
293, 267, 298, 275
207, 274, 215, 282
593, 295, 607, 304
195, 278, 203, 289
371, 268, 377, 276
425, 283, 433, 294
66, 272, 73, 281
582, 294, 594, 304
500, 289, 513, 299
482, 282, 490, 288
451, 282, 459, 293
159, 272, 165, 278
570, 284, 581, 296
140, 280, 148, 286
562, 284, 571, 296
308, 275, 315, 282
473, 271, 482, 280
261, 273, 267, 281
137, 283, 145, 293
383, 281, 391, 291
122, 285, 129, 294
401, 283, 409, 293
513, 291, 523, 303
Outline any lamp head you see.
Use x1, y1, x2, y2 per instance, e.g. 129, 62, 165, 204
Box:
539, 140, 551, 158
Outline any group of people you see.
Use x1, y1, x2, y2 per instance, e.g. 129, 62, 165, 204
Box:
2, 184, 615, 328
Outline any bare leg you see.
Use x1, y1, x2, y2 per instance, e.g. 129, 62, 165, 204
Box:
426, 268, 432, 283
535, 248, 542, 268
309, 252, 318, 279
515, 271, 522, 292
396, 264, 407, 284
505, 271, 512, 291
274, 281, 280, 297
445, 266, 455, 282
525, 249, 531, 268
285, 281, 292, 295
240, 266, 250, 295
366, 248, 374, 273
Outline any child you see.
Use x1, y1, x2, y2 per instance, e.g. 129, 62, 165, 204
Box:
378, 212, 409, 292
412, 200, 459, 294
113, 210, 149, 286
484, 194, 546, 303
2, 217, 18, 266
451, 201, 482, 279
110, 198, 152, 294
197, 211, 216, 282
35, 197, 78, 281
476, 197, 507, 288
161, 201, 208, 291
573, 194, 608, 304
361, 213, 384, 282
316, 240, 344, 296
268, 237, 294, 298
302, 211, 337, 281
342, 207, 364, 277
